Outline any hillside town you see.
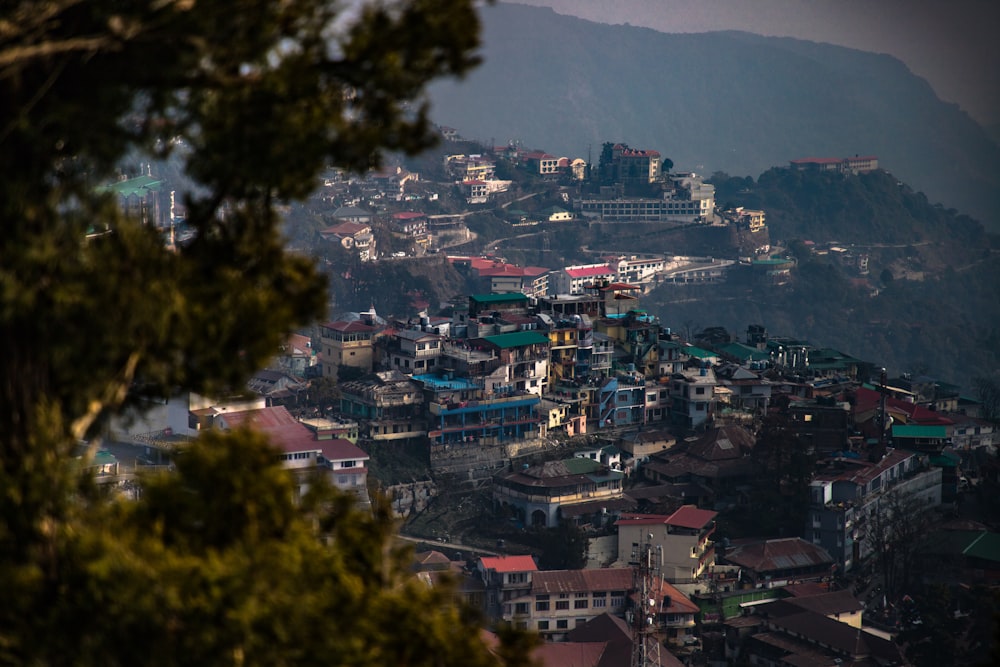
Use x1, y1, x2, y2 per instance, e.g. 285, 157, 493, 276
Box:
98, 129, 998, 667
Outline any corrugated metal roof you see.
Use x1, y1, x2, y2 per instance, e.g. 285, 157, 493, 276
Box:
480, 555, 537, 573
531, 568, 632, 594
482, 331, 550, 348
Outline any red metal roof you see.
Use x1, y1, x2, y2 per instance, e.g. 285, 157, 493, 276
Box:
666, 505, 717, 529
531, 568, 632, 594
316, 438, 368, 463
566, 265, 613, 278
480, 555, 537, 573
322, 320, 376, 333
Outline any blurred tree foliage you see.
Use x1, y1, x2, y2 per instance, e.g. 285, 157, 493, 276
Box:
0, 1, 535, 665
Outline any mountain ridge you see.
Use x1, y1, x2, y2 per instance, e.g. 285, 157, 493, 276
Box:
428, 2, 1000, 229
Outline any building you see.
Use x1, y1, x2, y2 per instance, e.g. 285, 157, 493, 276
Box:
717, 538, 835, 589
389, 211, 428, 237
807, 448, 942, 571
522, 151, 560, 176
609, 144, 662, 185
616, 505, 718, 582
505, 568, 634, 638
668, 367, 718, 429
216, 405, 369, 502
493, 457, 625, 528
551, 264, 617, 296
338, 370, 426, 443
478, 554, 538, 622
380, 328, 443, 375
319, 318, 379, 377
320, 220, 376, 261
790, 155, 879, 174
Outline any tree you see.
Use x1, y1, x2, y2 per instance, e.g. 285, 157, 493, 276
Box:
864, 489, 932, 601
0, 1, 534, 665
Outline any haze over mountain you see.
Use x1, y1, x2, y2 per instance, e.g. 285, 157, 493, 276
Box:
428, 2, 1000, 229
517, 0, 1000, 129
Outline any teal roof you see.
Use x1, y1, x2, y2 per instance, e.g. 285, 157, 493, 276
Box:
483, 331, 550, 348
470, 293, 528, 304
718, 342, 770, 361
98, 174, 165, 197
965, 532, 1000, 563
892, 425, 947, 439
685, 346, 716, 359
562, 457, 603, 474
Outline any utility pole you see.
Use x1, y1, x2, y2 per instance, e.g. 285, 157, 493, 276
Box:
630, 535, 663, 667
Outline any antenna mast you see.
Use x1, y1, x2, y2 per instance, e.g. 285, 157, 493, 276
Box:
630, 534, 663, 667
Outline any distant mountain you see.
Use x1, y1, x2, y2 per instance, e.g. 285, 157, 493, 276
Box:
429, 2, 1000, 230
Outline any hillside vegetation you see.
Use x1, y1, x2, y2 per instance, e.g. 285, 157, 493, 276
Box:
428, 2, 1000, 229
644, 168, 1000, 389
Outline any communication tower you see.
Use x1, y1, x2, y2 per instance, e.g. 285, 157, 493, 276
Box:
630, 534, 663, 667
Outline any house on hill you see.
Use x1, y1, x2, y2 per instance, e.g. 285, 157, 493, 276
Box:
216, 405, 369, 503
616, 505, 718, 582
717, 537, 835, 589
493, 457, 625, 528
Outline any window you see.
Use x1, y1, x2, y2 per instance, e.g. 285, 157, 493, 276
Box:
696, 387, 705, 395
342, 460, 356, 469
593, 598, 606, 608
574, 599, 588, 609
555, 601, 569, 610
535, 601, 549, 612
556, 620, 568, 630
537, 621, 549, 631
515, 603, 529, 614
611, 592, 625, 607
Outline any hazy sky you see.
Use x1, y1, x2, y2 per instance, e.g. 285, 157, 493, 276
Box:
513, 0, 1000, 126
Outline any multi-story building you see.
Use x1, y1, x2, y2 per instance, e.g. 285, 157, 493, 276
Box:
596, 375, 647, 428
667, 366, 717, 429
320, 220, 377, 261
610, 144, 661, 185
806, 448, 942, 572
616, 505, 718, 582
550, 264, 616, 295
522, 151, 560, 175
477, 555, 538, 622
319, 319, 379, 378
427, 387, 542, 449
493, 457, 625, 528
506, 568, 634, 638
789, 155, 878, 174
389, 211, 428, 237
379, 328, 443, 375
612, 254, 667, 286
215, 405, 369, 503
479, 331, 550, 396
338, 370, 426, 443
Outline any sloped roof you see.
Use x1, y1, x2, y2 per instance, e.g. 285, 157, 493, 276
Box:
322, 319, 376, 333
685, 425, 755, 461
482, 331, 550, 348
316, 438, 368, 464
565, 265, 613, 279
480, 555, 537, 573
532, 642, 607, 667
723, 538, 834, 573
666, 504, 717, 530
531, 568, 632, 594
782, 590, 863, 616
470, 292, 529, 304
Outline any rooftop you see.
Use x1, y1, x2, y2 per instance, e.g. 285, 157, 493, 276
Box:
480, 555, 537, 573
